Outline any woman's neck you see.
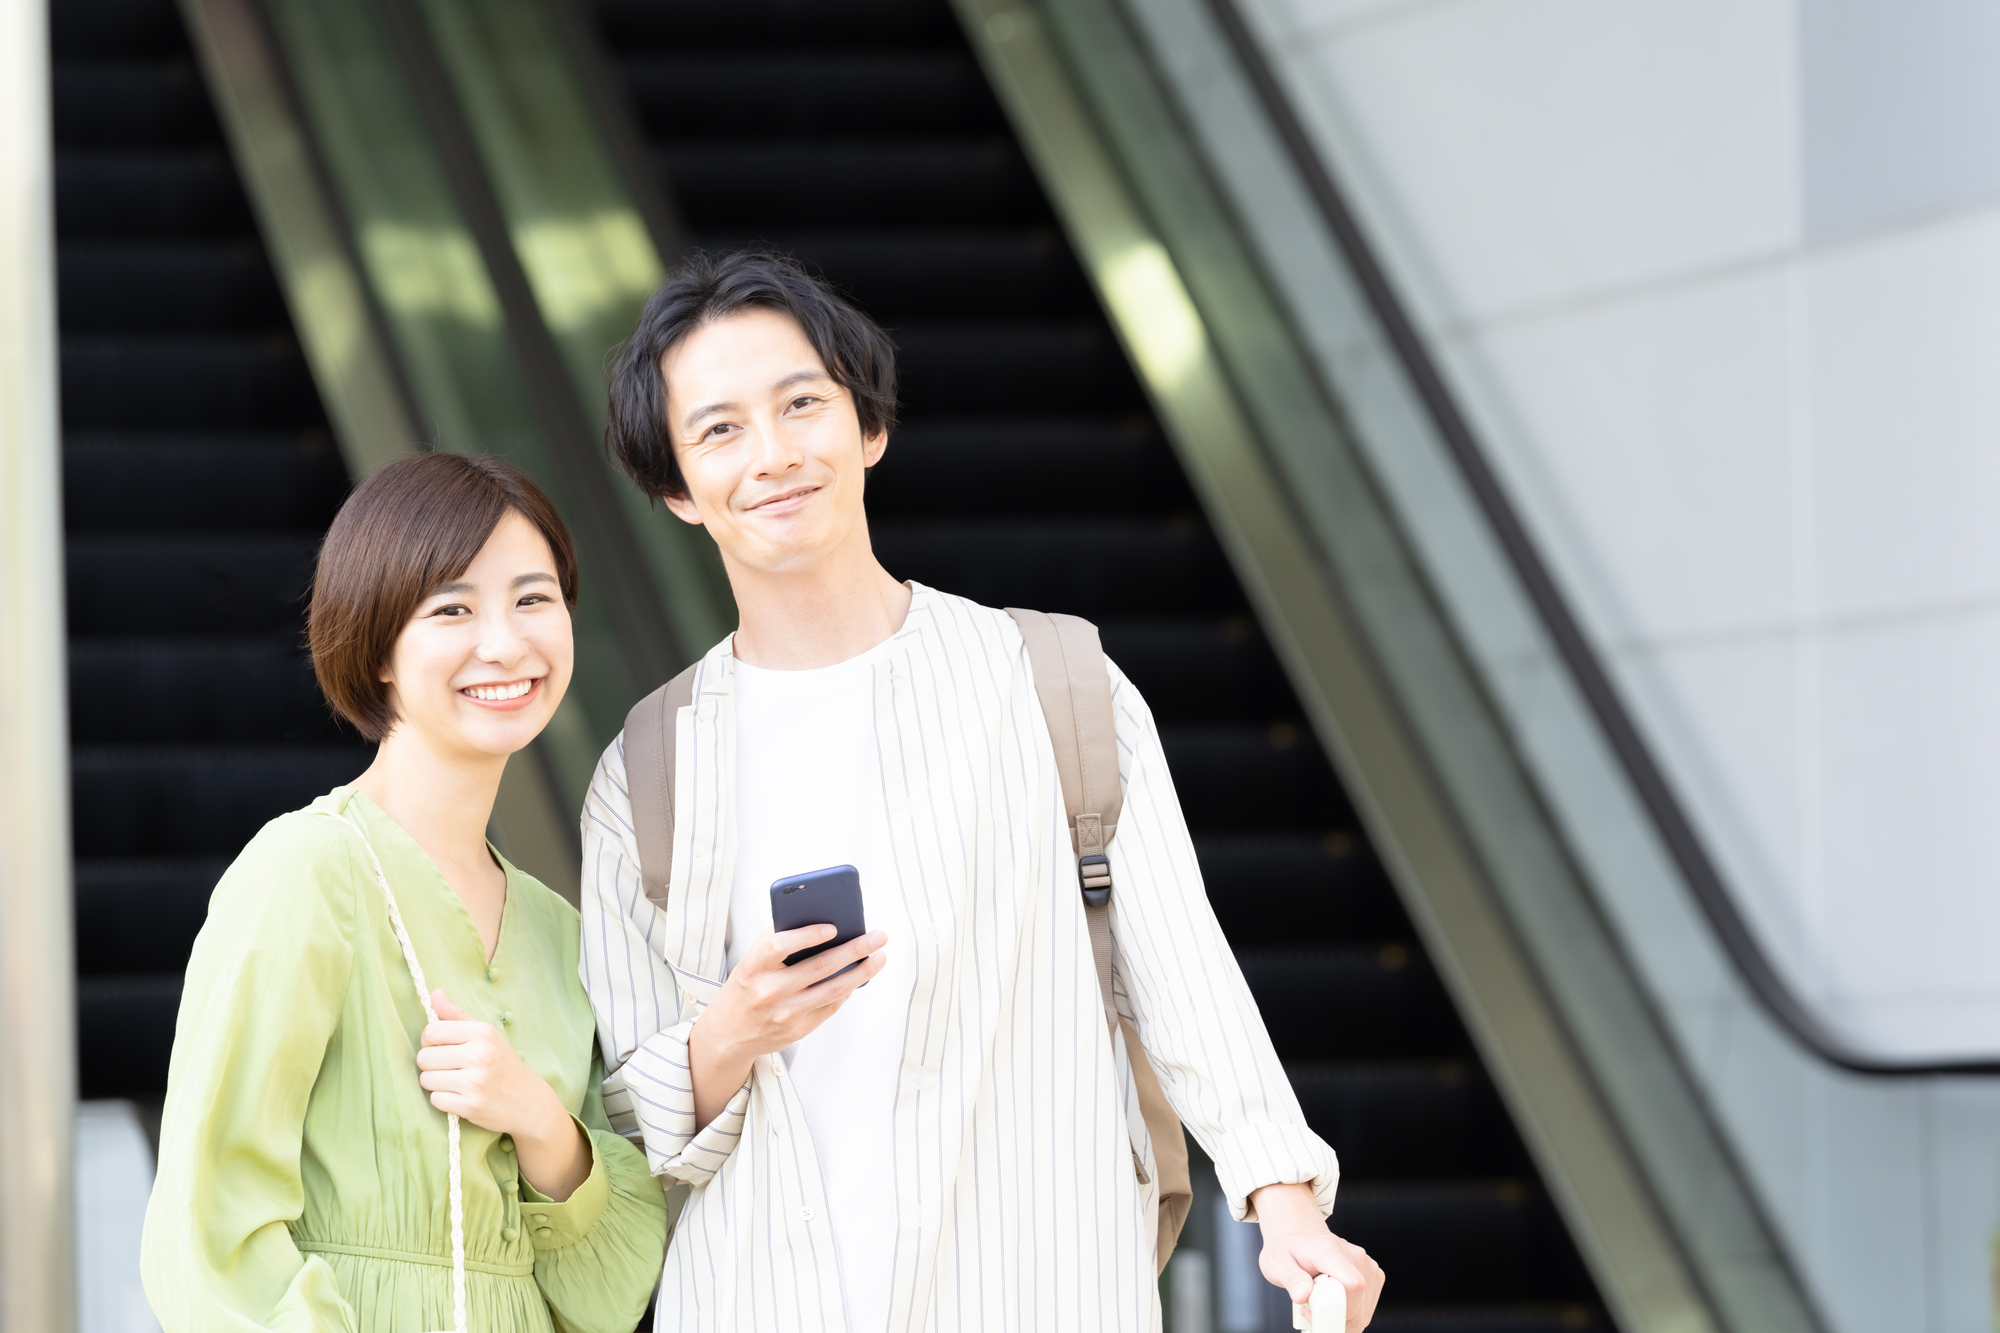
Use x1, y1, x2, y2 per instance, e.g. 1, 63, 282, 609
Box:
352, 730, 506, 879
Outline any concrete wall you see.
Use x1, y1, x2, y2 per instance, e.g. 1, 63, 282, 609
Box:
1186, 0, 2000, 1327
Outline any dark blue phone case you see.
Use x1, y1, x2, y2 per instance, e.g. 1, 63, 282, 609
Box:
770, 864, 867, 984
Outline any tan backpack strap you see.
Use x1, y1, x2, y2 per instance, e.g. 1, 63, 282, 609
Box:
1006, 607, 1190, 1274
624, 663, 700, 911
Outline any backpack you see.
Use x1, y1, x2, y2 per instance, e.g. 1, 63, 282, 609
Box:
621, 608, 1194, 1274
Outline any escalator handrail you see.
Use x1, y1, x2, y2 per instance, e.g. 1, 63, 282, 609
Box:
1199, 0, 1999, 1078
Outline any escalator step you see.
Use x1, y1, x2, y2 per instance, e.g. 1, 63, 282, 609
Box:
49, 0, 191, 58
53, 65, 218, 148
1285, 1062, 1517, 1180
719, 230, 1096, 321
57, 151, 253, 238
1236, 945, 1466, 1060
1368, 1307, 1609, 1333
67, 534, 320, 635
1329, 1182, 1590, 1304
59, 243, 287, 332
874, 517, 1241, 617
866, 418, 1189, 515
68, 637, 338, 745
1194, 833, 1404, 943
1097, 618, 1291, 719
76, 974, 183, 1100
1159, 724, 1350, 829
73, 858, 224, 975
597, 0, 960, 50
894, 322, 1147, 415
64, 432, 349, 532
661, 142, 1048, 229
70, 745, 370, 858
61, 336, 319, 428
621, 54, 1002, 138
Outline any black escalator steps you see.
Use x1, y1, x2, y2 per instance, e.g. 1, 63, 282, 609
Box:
73, 857, 226, 975
61, 336, 322, 429
714, 230, 1096, 322
49, 0, 191, 60
1368, 1306, 1610, 1333
871, 518, 1243, 618
67, 534, 321, 636
620, 53, 1003, 139
53, 66, 220, 149
70, 745, 371, 860
56, 151, 256, 240
1283, 1061, 1518, 1180
59, 243, 288, 333
659, 141, 1050, 230
64, 431, 350, 532
76, 973, 184, 1100
69, 637, 342, 746
1158, 722, 1352, 829
595, 0, 961, 51
1095, 618, 1292, 719
1234, 945, 1465, 1060
865, 418, 1191, 516
1330, 1182, 1591, 1304
893, 322, 1147, 416
1194, 832, 1403, 943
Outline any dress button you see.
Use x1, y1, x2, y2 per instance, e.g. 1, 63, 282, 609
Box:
799, 1206, 814, 1222
485, 966, 498, 983
501, 1225, 518, 1243
531, 1212, 548, 1224
499, 1137, 515, 1154
535, 1226, 554, 1240
683, 990, 696, 1005
500, 1012, 514, 1027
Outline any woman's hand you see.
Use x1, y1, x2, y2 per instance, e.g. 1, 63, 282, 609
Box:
1251, 1181, 1385, 1331
687, 925, 887, 1129
418, 990, 590, 1200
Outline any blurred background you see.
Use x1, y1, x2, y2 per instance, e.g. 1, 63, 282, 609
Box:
4, 0, 1997, 1330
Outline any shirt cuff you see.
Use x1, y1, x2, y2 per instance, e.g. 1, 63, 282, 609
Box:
1212, 1121, 1341, 1223
518, 1116, 610, 1250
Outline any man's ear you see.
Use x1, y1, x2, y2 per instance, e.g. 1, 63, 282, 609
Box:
861, 427, 889, 469
661, 489, 706, 527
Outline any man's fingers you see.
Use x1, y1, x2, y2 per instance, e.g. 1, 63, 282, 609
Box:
761, 924, 836, 965
1258, 1246, 1314, 1303
803, 930, 886, 981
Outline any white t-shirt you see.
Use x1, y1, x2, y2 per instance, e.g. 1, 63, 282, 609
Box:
724, 640, 915, 1333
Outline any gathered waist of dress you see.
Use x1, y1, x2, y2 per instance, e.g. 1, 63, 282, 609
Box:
295, 1238, 537, 1279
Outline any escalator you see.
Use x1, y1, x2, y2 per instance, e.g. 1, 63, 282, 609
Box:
53, 0, 360, 1101
588, 1, 1609, 1327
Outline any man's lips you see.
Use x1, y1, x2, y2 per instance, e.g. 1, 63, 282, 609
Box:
746, 485, 820, 513
459, 677, 542, 711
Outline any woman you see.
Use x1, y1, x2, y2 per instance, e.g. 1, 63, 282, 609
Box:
141, 454, 666, 1332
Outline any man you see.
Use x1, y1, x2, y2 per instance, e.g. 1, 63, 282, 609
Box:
580, 249, 1385, 1331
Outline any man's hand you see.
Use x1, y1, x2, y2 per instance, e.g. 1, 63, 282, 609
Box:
1250, 1181, 1385, 1332
687, 925, 888, 1128
417, 990, 590, 1199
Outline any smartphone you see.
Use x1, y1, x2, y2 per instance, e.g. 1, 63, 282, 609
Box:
770, 864, 868, 984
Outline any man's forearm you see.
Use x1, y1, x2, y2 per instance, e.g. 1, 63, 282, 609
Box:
1250, 1181, 1323, 1231
687, 1016, 755, 1131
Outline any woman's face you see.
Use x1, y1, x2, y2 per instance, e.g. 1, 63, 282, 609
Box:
379, 511, 573, 760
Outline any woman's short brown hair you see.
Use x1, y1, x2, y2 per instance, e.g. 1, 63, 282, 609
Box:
308, 453, 578, 742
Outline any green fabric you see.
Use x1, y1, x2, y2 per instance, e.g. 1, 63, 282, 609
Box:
142, 787, 667, 1333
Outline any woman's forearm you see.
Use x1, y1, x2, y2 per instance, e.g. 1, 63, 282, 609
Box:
514, 1107, 591, 1202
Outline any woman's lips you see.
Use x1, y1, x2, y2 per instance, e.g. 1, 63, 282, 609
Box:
459, 677, 542, 712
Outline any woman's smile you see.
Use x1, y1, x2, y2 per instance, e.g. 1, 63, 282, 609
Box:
458, 676, 542, 709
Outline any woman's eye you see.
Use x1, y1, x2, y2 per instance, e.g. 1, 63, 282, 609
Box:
430, 603, 470, 618
518, 593, 552, 608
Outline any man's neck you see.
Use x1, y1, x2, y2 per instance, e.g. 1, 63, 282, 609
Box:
726, 537, 913, 671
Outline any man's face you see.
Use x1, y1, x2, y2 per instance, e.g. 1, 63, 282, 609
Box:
659, 308, 887, 576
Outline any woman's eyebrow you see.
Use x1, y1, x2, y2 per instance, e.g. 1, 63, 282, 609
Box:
512, 572, 557, 589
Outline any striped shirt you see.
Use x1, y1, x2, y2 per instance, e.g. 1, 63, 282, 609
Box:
579, 585, 1338, 1332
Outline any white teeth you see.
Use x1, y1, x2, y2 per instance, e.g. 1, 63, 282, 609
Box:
464, 680, 533, 702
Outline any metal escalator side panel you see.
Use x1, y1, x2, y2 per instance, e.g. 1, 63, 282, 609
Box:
950, 2, 1821, 1331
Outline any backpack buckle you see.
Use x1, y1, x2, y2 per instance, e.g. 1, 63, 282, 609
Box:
1079, 854, 1112, 908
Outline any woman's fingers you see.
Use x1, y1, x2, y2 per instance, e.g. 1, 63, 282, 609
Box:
430, 989, 472, 1022
420, 1018, 489, 1048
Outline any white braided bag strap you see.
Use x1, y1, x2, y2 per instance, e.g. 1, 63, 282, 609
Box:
318, 811, 468, 1333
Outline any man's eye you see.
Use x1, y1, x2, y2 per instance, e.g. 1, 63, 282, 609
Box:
701, 422, 733, 441
789, 396, 817, 411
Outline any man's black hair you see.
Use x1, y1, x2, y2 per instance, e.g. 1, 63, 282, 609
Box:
605, 248, 899, 500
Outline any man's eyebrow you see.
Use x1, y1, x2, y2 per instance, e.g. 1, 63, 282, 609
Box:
677, 368, 835, 433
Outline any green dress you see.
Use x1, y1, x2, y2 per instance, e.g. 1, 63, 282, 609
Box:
141, 787, 667, 1333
